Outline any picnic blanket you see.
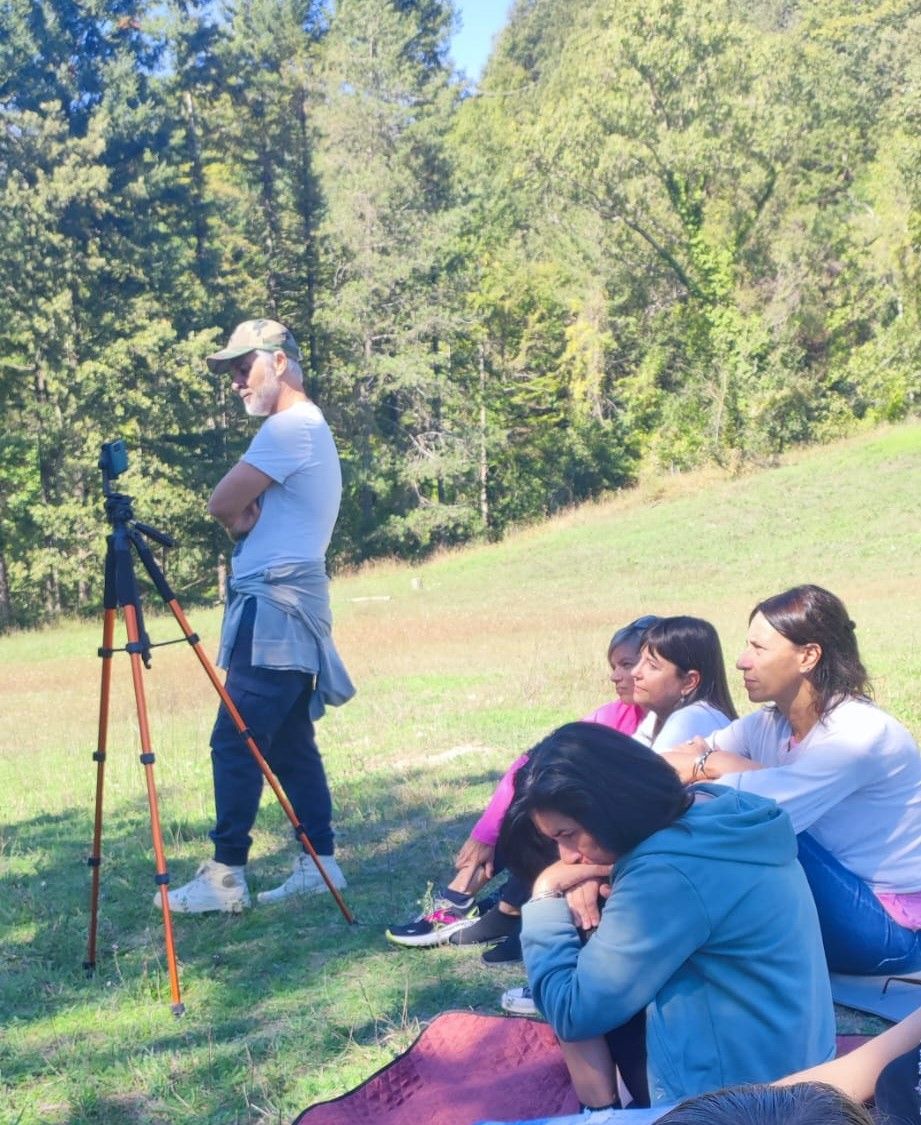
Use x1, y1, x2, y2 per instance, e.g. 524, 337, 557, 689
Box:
831, 971, 921, 1021
476, 1037, 872, 1125
293, 1012, 871, 1125
293, 1012, 578, 1124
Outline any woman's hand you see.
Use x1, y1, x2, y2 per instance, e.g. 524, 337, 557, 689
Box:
565, 877, 610, 930
661, 738, 761, 783
660, 737, 710, 783
453, 837, 495, 882
532, 860, 612, 901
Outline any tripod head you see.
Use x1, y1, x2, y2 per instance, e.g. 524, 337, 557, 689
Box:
99, 439, 175, 549
99, 439, 129, 494
98, 439, 180, 669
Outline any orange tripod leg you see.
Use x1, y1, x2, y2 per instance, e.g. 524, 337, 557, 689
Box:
85, 606, 116, 974
123, 604, 186, 1014
167, 599, 356, 925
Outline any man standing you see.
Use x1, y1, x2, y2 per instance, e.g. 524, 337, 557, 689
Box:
156, 318, 354, 912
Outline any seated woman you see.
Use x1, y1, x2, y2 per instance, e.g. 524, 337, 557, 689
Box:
505, 722, 835, 1115
499, 615, 739, 1013
385, 615, 659, 954
630, 616, 738, 748
662, 584, 921, 975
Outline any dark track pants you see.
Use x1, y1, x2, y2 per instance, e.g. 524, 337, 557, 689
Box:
209, 598, 333, 866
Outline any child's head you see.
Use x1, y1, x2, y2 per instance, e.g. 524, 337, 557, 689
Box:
657, 1082, 874, 1125
606, 615, 660, 704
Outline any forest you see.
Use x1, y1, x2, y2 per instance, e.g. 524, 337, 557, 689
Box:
1, 0, 919, 629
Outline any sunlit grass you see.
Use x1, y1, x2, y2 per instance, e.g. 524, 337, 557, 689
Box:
1, 422, 919, 1123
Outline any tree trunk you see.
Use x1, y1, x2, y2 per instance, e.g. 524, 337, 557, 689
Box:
0, 550, 12, 629
478, 343, 489, 528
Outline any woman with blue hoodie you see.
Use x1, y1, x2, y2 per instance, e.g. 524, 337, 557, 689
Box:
501, 722, 835, 1119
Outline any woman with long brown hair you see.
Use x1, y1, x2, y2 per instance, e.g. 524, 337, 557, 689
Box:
664, 584, 921, 975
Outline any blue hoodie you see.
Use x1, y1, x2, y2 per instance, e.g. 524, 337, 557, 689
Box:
521, 785, 835, 1106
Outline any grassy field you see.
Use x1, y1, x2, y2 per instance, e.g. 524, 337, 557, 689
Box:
1, 421, 919, 1124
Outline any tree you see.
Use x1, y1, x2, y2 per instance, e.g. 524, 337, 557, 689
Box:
315, 0, 469, 558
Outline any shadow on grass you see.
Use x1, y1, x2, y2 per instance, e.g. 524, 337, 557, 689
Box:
2, 755, 520, 1121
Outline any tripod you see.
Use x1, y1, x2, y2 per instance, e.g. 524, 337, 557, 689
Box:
85, 443, 356, 1015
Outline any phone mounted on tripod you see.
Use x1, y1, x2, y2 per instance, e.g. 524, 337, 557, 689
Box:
99, 439, 129, 489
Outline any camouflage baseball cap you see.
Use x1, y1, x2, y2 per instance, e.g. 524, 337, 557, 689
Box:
206, 318, 302, 373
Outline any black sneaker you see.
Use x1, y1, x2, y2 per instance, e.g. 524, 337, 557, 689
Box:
449, 903, 522, 946
481, 934, 522, 964
385, 888, 479, 948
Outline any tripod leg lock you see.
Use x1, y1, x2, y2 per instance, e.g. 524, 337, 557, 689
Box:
87, 856, 101, 868
154, 872, 170, 886
184, 632, 200, 646
93, 750, 106, 762
139, 752, 156, 765
98, 646, 116, 658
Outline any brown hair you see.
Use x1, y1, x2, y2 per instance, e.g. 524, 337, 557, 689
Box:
752, 585, 871, 718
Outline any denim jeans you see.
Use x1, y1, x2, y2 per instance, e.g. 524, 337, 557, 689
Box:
797, 833, 921, 975
209, 597, 334, 866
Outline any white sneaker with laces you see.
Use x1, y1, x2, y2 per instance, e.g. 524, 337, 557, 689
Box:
257, 853, 347, 905
154, 860, 251, 914
500, 984, 539, 1016
580, 1109, 619, 1123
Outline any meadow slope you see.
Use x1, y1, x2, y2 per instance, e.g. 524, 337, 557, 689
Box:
1, 422, 919, 1123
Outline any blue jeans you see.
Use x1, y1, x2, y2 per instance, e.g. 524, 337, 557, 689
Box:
209, 598, 334, 866
797, 833, 921, 975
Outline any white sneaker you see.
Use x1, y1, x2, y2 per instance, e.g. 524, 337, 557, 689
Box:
154, 860, 251, 914
581, 1109, 618, 1123
500, 984, 539, 1017
257, 853, 347, 905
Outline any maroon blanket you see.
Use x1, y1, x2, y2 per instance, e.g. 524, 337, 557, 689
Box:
293, 1012, 578, 1124
294, 1012, 870, 1125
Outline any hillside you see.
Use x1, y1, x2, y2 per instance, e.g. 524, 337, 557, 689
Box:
0, 422, 919, 1125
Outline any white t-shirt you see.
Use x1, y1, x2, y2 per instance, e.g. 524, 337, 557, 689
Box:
232, 401, 342, 578
711, 698, 921, 893
635, 700, 730, 751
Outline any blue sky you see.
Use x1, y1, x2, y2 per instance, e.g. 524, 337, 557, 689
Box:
450, 0, 515, 80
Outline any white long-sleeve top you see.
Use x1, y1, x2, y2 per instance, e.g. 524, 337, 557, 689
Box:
710, 697, 921, 894
635, 699, 731, 751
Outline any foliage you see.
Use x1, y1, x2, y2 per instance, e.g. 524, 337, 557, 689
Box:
1, 0, 920, 626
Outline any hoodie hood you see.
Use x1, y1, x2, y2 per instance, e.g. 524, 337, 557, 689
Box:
621, 783, 797, 872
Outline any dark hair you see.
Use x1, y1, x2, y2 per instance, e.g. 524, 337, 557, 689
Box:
656, 1082, 874, 1125
641, 616, 738, 721
608, 614, 661, 657
752, 585, 871, 717
498, 722, 692, 877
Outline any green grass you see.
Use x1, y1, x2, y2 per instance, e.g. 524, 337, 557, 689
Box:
1, 421, 919, 1123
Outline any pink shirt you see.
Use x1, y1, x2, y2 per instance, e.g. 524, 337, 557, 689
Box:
470, 701, 645, 845
877, 892, 921, 930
